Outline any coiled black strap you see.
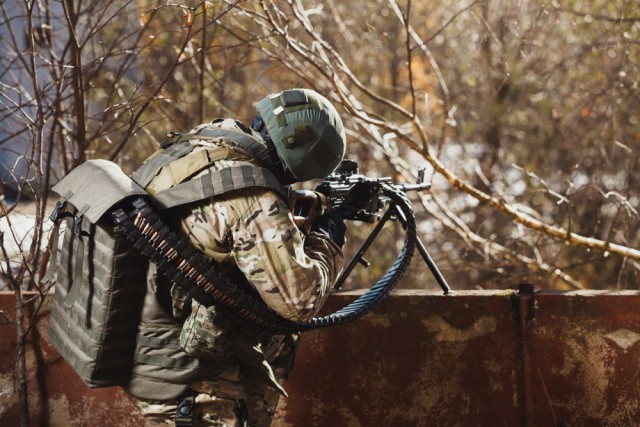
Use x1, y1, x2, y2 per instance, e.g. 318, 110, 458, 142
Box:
112, 183, 416, 334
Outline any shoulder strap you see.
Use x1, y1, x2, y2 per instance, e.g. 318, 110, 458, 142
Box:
152, 163, 287, 209
194, 127, 273, 166
132, 126, 286, 210
132, 142, 195, 188
132, 126, 273, 190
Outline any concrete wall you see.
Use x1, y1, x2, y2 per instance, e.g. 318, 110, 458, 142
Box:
2, 288, 640, 426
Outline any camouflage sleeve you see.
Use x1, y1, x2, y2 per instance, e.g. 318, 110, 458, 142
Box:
181, 187, 344, 322
230, 188, 344, 322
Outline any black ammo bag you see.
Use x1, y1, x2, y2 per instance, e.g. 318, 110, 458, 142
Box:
46, 160, 149, 387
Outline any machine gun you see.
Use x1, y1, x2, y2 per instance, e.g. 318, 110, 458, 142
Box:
315, 159, 430, 222
290, 159, 450, 294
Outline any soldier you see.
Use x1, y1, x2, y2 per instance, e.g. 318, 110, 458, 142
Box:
124, 89, 348, 426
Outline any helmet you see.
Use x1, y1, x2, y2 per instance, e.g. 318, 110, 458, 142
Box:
254, 89, 346, 181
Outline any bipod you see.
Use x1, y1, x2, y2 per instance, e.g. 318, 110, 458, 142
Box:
333, 200, 451, 295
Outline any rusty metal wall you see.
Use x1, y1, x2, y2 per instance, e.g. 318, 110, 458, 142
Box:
283, 289, 520, 426
0, 292, 144, 426
1, 289, 640, 426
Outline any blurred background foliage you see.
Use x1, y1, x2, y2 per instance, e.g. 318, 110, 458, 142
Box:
1, 0, 639, 293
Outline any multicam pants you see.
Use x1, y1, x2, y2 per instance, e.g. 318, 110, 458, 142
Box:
130, 393, 241, 427
129, 334, 299, 427
129, 376, 287, 427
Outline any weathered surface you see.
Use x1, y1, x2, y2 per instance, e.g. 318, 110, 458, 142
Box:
532, 291, 640, 427
0, 292, 144, 426
279, 290, 520, 427
2, 289, 640, 426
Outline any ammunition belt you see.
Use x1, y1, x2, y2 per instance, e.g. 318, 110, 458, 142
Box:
111, 183, 416, 334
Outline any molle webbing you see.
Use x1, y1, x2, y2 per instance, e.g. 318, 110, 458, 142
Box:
194, 127, 274, 167
112, 181, 417, 334
152, 163, 287, 210
132, 143, 195, 188
45, 159, 151, 388
130, 127, 287, 209
47, 210, 148, 387
131, 127, 273, 189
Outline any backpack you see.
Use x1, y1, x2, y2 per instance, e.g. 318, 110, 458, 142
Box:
45, 159, 150, 387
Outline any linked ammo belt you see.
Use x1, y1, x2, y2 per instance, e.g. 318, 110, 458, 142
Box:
112, 184, 416, 334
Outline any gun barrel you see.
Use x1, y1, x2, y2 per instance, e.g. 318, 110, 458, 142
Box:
394, 182, 431, 192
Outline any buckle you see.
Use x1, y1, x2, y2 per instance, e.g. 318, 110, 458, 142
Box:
160, 131, 181, 149
49, 200, 66, 222
175, 397, 196, 427
160, 131, 193, 149
73, 214, 85, 236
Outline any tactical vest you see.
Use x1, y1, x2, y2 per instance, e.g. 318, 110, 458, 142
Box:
46, 123, 288, 400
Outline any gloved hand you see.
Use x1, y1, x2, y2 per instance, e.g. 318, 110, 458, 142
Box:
288, 189, 324, 234
311, 211, 348, 248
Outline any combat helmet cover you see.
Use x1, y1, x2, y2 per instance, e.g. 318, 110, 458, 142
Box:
255, 89, 346, 181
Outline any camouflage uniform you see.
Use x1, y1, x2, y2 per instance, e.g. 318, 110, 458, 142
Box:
130, 119, 344, 426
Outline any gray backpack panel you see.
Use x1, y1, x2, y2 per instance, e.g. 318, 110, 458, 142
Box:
46, 160, 150, 387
